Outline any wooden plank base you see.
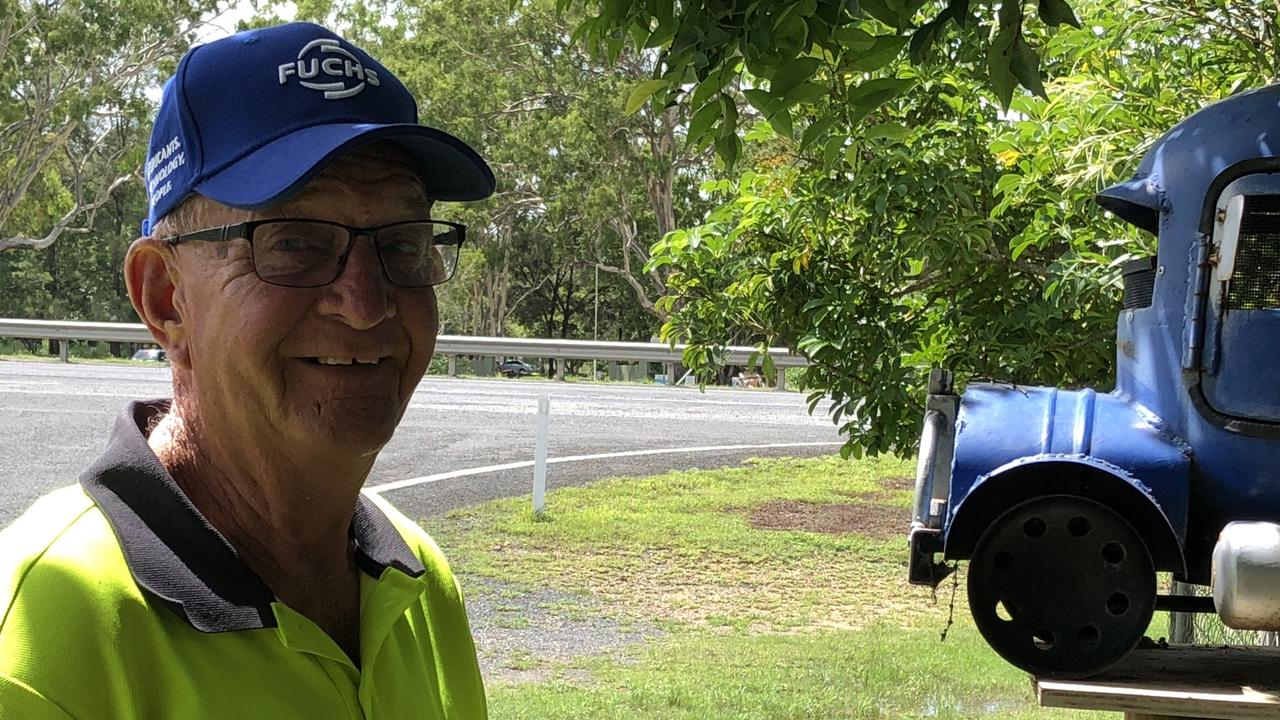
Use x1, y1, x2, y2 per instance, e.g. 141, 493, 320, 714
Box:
1036, 645, 1280, 719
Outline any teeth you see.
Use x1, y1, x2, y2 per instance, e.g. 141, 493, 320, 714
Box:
309, 356, 383, 366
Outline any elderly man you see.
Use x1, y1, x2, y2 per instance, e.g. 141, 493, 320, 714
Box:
0, 23, 492, 719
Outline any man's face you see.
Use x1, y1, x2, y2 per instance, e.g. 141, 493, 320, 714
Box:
168, 145, 438, 461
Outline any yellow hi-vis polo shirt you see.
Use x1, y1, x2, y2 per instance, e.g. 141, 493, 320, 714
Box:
0, 400, 487, 720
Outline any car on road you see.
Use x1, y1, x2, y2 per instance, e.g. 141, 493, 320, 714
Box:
131, 348, 167, 362
497, 359, 535, 378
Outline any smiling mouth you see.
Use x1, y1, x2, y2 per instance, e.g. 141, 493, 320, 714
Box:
301, 356, 389, 366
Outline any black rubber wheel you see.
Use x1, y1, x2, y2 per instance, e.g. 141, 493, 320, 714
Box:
967, 495, 1155, 679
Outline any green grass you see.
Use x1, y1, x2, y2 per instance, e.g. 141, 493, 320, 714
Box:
502, 650, 542, 672
488, 627, 1097, 720
434, 455, 918, 631
494, 614, 533, 630
428, 456, 1120, 719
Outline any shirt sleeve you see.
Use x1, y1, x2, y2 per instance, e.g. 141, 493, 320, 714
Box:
0, 674, 78, 720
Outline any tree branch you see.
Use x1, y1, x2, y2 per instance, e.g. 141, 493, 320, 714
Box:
593, 261, 661, 316
0, 172, 132, 252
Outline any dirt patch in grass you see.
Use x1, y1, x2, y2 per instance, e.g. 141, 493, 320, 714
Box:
878, 475, 914, 491
464, 576, 661, 684
746, 500, 907, 540
833, 475, 916, 503
509, 544, 929, 632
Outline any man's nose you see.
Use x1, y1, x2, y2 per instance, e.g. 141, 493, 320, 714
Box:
318, 236, 397, 329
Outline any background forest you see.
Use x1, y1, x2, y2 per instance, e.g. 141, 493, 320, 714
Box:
0, 0, 1271, 453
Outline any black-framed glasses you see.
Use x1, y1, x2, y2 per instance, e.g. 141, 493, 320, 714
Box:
162, 218, 466, 288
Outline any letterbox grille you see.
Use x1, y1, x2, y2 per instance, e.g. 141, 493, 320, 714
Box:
1121, 257, 1156, 310
1228, 195, 1280, 310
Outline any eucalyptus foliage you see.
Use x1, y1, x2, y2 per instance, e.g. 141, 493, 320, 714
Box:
283, 0, 715, 341
0, 0, 219, 324
0, 0, 219, 251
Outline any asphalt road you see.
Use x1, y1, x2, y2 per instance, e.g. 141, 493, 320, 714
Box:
0, 360, 842, 526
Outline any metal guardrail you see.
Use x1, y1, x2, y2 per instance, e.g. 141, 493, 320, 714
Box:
0, 318, 150, 344
432, 334, 807, 367
0, 318, 808, 387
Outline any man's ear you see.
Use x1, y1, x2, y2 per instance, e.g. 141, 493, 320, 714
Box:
124, 237, 191, 369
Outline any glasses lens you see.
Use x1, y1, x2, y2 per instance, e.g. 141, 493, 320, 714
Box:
251, 221, 347, 287
377, 222, 461, 287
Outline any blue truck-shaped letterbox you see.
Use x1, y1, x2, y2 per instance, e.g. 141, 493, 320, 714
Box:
908, 85, 1280, 678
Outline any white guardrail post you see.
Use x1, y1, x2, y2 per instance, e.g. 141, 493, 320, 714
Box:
532, 395, 550, 515
0, 319, 808, 387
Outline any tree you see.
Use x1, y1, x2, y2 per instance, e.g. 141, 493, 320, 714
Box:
0, 0, 221, 252
641, 0, 1273, 455
571, 0, 1083, 168
281, 0, 715, 341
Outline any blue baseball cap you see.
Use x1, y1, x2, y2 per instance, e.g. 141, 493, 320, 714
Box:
141, 22, 495, 235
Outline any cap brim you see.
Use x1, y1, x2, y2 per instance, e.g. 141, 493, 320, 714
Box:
194, 123, 495, 208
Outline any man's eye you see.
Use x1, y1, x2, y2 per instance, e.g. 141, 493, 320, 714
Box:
266, 236, 326, 253
381, 240, 421, 256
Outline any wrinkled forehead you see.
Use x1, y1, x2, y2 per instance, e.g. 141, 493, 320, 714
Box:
170, 141, 433, 231
286, 142, 432, 211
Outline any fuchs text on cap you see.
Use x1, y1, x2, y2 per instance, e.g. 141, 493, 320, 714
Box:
141, 22, 495, 236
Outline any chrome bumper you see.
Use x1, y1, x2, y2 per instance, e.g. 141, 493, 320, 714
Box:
908, 369, 959, 586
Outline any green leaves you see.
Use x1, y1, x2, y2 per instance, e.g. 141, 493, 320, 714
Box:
843, 34, 910, 72
769, 57, 823, 95
1009, 35, 1046, 98
858, 0, 910, 29
0, 0, 218, 255
690, 60, 741, 109
769, 108, 795, 139
687, 99, 723, 144
863, 122, 910, 142
1038, 0, 1081, 28
908, 11, 950, 66
779, 81, 831, 109
847, 77, 916, 122
690, 92, 743, 163
625, 78, 668, 114
986, 0, 1048, 108
561, 0, 1268, 460
985, 0, 1048, 107
572, 0, 1081, 154
987, 24, 1018, 108
800, 115, 837, 151
835, 26, 878, 51
743, 88, 778, 117
719, 92, 740, 141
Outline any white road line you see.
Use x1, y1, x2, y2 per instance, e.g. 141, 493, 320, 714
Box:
7, 406, 116, 416
366, 440, 843, 495
0, 388, 164, 399
409, 393, 819, 410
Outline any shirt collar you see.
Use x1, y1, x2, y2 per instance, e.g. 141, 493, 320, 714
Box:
79, 400, 426, 633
